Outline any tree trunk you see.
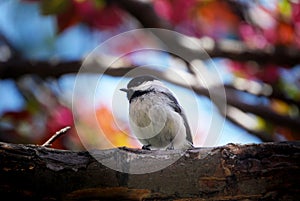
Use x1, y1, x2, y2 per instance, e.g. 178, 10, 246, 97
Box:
0, 141, 299, 200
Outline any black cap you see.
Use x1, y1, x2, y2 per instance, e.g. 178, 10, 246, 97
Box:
120, 75, 158, 101
127, 75, 158, 88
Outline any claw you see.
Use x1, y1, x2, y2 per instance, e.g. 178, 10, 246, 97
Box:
166, 146, 174, 150
166, 142, 174, 150
142, 144, 151, 150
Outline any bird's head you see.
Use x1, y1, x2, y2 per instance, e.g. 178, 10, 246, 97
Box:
120, 75, 165, 101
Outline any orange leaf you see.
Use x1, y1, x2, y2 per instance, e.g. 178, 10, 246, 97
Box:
96, 105, 139, 148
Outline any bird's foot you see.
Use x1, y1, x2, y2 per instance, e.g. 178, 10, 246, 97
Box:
166, 146, 174, 150
166, 142, 174, 150
142, 144, 151, 150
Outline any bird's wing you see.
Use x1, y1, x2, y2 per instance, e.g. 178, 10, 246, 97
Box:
161, 92, 193, 145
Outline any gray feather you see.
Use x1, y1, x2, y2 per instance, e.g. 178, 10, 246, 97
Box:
161, 92, 193, 145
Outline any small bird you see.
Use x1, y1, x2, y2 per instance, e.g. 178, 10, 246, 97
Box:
120, 75, 193, 150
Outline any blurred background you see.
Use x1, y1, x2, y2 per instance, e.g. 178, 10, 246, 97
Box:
0, 0, 299, 150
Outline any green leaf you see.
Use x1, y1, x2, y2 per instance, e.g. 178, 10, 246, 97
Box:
94, 0, 105, 9
279, 0, 291, 20
40, 0, 70, 15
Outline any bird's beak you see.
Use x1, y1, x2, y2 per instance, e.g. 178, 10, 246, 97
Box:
120, 88, 128, 93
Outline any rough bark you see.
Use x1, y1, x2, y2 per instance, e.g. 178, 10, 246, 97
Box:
0, 141, 299, 201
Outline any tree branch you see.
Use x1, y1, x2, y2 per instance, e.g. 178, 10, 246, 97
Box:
42, 126, 71, 147
0, 60, 81, 79
224, 83, 300, 109
1, 59, 299, 141
113, 0, 300, 67
113, 0, 172, 29
207, 41, 300, 67
0, 141, 299, 200
225, 89, 300, 131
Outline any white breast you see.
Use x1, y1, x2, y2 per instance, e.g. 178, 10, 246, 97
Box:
129, 93, 189, 149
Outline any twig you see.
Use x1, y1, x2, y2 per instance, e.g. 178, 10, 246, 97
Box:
42, 126, 71, 147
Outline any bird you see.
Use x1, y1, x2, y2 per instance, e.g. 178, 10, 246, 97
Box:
120, 75, 193, 150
